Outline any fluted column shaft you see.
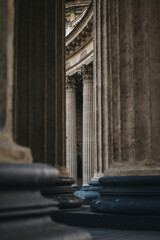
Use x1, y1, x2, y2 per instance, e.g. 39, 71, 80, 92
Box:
93, 0, 160, 176
66, 76, 77, 184
82, 65, 93, 185
92, 0, 107, 180
14, 0, 69, 176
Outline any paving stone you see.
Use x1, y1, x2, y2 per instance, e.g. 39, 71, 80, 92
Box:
84, 228, 160, 240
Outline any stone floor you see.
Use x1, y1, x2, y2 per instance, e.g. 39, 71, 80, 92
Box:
84, 228, 160, 240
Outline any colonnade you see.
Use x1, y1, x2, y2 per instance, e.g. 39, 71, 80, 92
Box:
66, 0, 160, 187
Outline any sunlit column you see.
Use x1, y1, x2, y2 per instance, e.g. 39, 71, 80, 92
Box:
82, 65, 93, 185
66, 76, 77, 184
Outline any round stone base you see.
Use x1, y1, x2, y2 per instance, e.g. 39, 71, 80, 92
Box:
74, 181, 102, 205
91, 175, 160, 215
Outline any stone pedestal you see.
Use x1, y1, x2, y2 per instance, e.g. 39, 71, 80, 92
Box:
66, 76, 77, 185
82, 64, 93, 186
89, 175, 160, 230
91, 175, 160, 215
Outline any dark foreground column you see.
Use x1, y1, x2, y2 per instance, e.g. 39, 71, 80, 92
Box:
14, 0, 82, 208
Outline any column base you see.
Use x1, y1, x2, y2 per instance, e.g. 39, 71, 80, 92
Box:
85, 181, 102, 204
42, 177, 82, 209
0, 163, 91, 240
74, 185, 90, 204
55, 175, 160, 230
91, 172, 104, 181
74, 181, 102, 205
89, 175, 160, 230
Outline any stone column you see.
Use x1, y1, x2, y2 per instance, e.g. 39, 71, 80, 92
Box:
91, 0, 160, 227
0, 3, 89, 237
92, 0, 160, 176
82, 65, 93, 185
0, 0, 32, 163
14, 0, 69, 177
14, 0, 82, 208
92, 0, 106, 180
66, 75, 77, 185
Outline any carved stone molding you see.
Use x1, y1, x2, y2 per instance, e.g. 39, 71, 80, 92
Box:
80, 50, 87, 59
66, 17, 93, 57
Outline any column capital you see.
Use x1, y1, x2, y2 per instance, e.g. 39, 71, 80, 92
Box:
66, 75, 76, 90
81, 65, 93, 82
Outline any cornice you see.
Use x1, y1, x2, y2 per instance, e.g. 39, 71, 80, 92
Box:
66, 35, 93, 60
66, 50, 93, 72
66, 3, 93, 46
